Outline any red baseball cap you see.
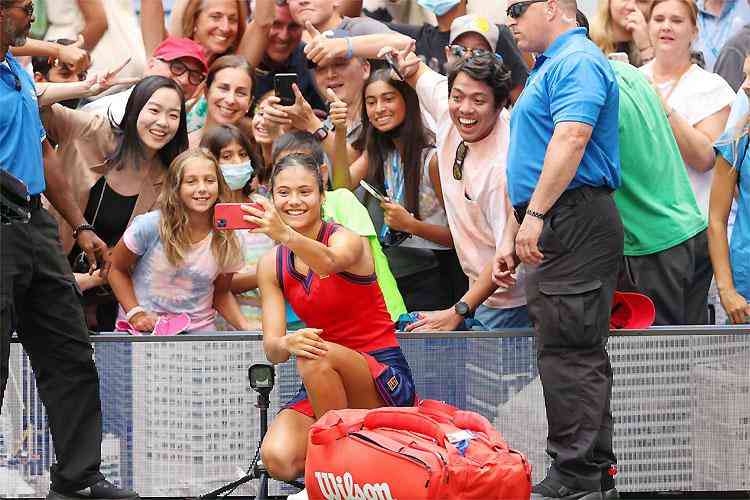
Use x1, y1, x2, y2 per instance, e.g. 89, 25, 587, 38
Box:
152, 37, 209, 74
610, 291, 656, 329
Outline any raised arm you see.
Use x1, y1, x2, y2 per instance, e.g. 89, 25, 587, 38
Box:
140, 0, 169, 59
77, 0, 108, 51
303, 21, 415, 67
10, 36, 91, 74
236, 0, 276, 68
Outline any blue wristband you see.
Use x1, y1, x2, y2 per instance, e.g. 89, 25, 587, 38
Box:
345, 37, 353, 60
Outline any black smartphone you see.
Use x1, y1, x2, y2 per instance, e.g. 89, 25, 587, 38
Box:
274, 73, 298, 106
384, 53, 405, 81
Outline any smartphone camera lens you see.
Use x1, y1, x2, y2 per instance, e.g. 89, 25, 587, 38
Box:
217, 218, 227, 228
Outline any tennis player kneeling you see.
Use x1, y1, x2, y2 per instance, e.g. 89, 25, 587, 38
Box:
247, 152, 416, 488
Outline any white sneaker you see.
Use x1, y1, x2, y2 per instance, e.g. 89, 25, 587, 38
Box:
287, 488, 308, 500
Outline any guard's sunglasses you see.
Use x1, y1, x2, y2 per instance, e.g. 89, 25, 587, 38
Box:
506, 0, 546, 19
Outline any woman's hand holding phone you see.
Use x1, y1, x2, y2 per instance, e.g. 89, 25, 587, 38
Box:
381, 200, 415, 233
241, 197, 295, 244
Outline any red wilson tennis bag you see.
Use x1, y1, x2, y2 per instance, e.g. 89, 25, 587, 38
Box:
305, 399, 532, 499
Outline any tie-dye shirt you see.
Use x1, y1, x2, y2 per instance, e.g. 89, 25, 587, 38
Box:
119, 210, 244, 331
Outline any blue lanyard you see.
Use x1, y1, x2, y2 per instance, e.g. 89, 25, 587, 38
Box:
380, 150, 406, 240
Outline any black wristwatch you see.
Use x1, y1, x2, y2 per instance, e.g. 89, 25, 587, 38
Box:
73, 223, 96, 239
454, 301, 473, 318
313, 126, 329, 141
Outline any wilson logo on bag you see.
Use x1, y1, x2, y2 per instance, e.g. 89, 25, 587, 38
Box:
305, 400, 532, 500
314, 471, 397, 500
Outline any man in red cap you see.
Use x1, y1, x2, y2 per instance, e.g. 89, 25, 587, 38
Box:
82, 36, 208, 121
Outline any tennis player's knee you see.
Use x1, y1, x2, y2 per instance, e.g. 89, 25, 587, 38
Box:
261, 438, 302, 481
296, 355, 334, 381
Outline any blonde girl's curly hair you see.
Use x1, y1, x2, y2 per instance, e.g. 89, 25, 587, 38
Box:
158, 148, 241, 269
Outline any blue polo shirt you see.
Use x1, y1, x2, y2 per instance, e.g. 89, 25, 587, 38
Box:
0, 52, 46, 195
507, 28, 620, 207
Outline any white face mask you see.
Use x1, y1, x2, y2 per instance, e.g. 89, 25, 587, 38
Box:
219, 160, 254, 191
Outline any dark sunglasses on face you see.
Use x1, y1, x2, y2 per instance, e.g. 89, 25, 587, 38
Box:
447, 45, 504, 65
453, 141, 468, 181
506, 0, 547, 19
162, 59, 206, 86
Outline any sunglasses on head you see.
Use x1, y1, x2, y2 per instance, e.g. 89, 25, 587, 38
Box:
447, 45, 504, 64
506, 0, 547, 19
453, 141, 468, 181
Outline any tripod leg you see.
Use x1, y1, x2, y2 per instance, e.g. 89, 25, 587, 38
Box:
257, 473, 269, 500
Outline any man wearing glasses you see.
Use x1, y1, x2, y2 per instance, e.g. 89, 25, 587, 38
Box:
502, 0, 622, 499
82, 36, 208, 122
0, 1, 139, 499
385, 44, 530, 333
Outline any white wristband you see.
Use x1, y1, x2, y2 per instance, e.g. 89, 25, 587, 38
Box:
126, 306, 146, 322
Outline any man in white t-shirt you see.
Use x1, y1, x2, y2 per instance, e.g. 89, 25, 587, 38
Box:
82, 36, 208, 122
389, 47, 529, 331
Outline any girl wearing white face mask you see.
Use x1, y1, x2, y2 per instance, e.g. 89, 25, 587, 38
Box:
201, 124, 274, 330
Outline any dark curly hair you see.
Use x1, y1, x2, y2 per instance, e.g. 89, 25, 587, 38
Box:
447, 53, 512, 110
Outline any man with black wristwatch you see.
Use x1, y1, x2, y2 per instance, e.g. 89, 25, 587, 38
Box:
0, 1, 138, 499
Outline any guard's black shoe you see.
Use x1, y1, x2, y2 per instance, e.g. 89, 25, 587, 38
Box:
47, 479, 140, 500
531, 477, 603, 500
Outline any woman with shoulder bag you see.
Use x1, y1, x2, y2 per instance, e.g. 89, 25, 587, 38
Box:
41, 76, 189, 331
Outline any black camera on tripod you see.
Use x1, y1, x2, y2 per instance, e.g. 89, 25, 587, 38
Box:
200, 363, 303, 499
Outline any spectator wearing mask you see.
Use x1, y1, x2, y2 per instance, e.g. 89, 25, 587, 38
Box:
82, 36, 209, 123
641, 0, 735, 217
504, 0, 623, 497
694, 0, 750, 71
388, 6, 528, 101
710, 55, 750, 324
384, 46, 529, 331
1, 1, 139, 498
590, 0, 655, 66
714, 18, 750, 91
612, 60, 711, 326
40, 76, 190, 331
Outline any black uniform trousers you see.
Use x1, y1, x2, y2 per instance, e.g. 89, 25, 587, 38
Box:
0, 206, 104, 493
517, 186, 624, 491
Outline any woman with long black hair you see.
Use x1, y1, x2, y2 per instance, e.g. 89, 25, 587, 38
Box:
41, 75, 189, 330
335, 68, 467, 312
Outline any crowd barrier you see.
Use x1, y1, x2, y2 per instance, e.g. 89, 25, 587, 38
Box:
1, 327, 749, 497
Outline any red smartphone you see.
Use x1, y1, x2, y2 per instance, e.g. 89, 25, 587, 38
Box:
214, 203, 263, 230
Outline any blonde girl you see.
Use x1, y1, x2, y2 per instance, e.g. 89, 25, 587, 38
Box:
109, 148, 250, 332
